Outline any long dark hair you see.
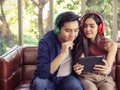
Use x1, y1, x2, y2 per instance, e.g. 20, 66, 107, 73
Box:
72, 30, 84, 64
72, 12, 105, 64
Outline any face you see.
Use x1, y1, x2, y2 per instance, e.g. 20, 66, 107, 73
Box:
58, 20, 79, 43
83, 18, 98, 41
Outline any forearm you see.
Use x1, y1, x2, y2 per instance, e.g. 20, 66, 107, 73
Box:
50, 52, 66, 74
106, 42, 117, 68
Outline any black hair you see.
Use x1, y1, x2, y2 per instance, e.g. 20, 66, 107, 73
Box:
55, 11, 80, 29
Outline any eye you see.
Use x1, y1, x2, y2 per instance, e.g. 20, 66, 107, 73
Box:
91, 25, 95, 28
65, 29, 71, 32
75, 29, 79, 32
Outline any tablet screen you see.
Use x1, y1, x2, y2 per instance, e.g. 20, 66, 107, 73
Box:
77, 56, 104, 72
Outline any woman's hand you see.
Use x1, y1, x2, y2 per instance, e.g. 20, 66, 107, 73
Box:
94, 59, 111, 75
73, 63, 84, 75
104, 39, 113, 51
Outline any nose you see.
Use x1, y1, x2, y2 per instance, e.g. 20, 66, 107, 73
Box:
70, 31, 75, 37
85, 26, 90, 31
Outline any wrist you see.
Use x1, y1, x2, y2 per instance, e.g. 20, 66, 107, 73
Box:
59, 52, 67, 58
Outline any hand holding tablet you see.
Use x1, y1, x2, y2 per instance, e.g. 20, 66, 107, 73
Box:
77, 56, 104, 72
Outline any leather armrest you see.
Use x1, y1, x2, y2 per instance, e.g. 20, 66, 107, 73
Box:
0, 46, 23, 90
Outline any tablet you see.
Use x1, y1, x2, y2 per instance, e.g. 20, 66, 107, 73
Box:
77, 56, 104, 72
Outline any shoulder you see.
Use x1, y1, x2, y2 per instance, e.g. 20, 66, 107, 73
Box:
41, 30, 55, 40
39, 30, 58, 44
38, 30, 61, 49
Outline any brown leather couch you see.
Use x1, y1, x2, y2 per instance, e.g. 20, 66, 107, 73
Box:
0, 46, 120, 90
0, 46, 37, 90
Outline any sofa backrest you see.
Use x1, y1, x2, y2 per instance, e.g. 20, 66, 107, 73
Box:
22, 46, 37, 80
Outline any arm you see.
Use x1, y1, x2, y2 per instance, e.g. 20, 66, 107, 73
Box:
36, 41, 51, 78
50, 41, 74, 74
106, 42, 118, 68
99, 39, 117, 67
94, 41, 118, 75
37, 39, 74, 78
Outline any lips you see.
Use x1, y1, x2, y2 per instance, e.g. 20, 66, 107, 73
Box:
85, 32, 91, 36
68, 38, 74, 42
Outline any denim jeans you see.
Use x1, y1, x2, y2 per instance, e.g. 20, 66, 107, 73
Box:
32, 75, 83, 90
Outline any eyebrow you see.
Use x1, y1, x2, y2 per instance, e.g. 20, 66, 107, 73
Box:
85, 23, 95, 26
65, 27, 79, 30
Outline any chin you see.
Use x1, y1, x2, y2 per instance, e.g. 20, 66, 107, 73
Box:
68, 39, 74, 42
86, 35, 92, 38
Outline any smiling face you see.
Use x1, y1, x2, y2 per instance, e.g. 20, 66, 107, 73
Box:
83, 18, 98, 42
58, 20, 79, 43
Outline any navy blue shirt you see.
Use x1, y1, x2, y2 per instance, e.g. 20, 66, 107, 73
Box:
34, 31, 61, 79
